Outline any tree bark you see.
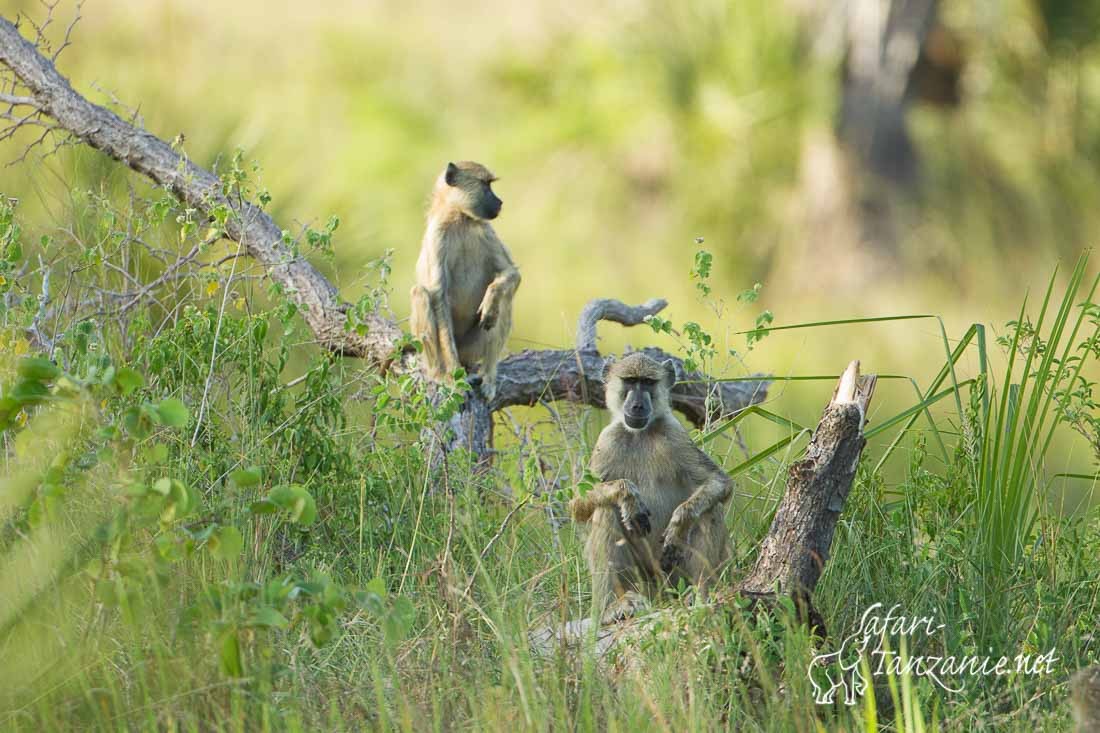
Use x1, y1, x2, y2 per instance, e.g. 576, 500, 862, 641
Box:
0, 17, 768, 463
739, 359, 876, 597
838, 0, 940, 185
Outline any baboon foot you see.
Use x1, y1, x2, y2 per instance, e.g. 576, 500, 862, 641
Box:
600, 592, 651, 625
660, 542, 685, 575
462, 373, 495, 402
477, 378, 495, 402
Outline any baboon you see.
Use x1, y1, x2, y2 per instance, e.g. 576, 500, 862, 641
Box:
570, 352, 733, 623
1071, 665, 1100, 732
409, 161, 520, 401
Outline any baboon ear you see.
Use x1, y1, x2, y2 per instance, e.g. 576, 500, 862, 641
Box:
444, 162, 460, 186
662, 359, 677, 388
602, 355, 617, 382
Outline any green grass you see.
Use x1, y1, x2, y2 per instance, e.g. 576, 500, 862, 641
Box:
1, 189, 1098, 732
3, 1, 1100, 725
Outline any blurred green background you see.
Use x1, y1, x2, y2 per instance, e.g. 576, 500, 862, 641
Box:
1, 0, 1099, 482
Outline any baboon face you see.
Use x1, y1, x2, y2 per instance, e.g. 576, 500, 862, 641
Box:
443, 161, 502, 221
605, 353, 676, 431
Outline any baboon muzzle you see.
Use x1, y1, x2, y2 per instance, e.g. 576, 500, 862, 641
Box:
623, 388, 652, 430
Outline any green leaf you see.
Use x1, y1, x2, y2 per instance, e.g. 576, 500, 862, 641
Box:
124, 482, 149, 497
267, 485, 317, 526
151, 477, 172, 496
114, 367, 144, 396
209, 526, 244, 561
168, 479, 195, 516
17, 356, 60, 382
218, 630, 244, 677
122, 406, 151, 439
155, 398, 190, 428
229, 466, 262, 489
365, 576, 387, 599
11, 379, 49, 405
144, 443, 169, 464
249, 499, 277, 514
246, 606, 289, 629
384, 597, 415, 644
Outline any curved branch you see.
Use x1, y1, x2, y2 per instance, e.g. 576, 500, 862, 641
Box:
0, 16, 402, 363
492, 342, 766, 428
575, 297, 666, 351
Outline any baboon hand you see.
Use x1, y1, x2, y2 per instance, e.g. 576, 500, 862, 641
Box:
663, 505, 691, 546
660, 506, 691, 572
618, 498, 651, 537
477, 299, 499, 331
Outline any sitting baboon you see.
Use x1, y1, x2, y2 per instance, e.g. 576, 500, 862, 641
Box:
409, 161, 520, 401
570, 352, 733, 622
1072, 665, 1100, 732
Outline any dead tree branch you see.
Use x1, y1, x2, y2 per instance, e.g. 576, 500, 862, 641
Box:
440, 299, 768, 462
0, 16, 401, 362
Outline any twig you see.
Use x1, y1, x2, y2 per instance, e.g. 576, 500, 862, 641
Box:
461, 495, 532, 601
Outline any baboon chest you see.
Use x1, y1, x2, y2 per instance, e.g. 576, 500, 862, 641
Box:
445, 237, 496, 328
595, 427, 694, 522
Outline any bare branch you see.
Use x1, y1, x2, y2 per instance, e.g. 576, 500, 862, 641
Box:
0, 92, 37, 106
0, 16, 403, 363
576, 297, 667, 351
51, 0, 82, 62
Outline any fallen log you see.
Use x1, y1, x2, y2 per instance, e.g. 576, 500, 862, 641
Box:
531, 360, 876, 660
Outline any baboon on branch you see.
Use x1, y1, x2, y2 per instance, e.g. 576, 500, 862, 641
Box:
570, 352, 733, 622
409, 161, 520, 401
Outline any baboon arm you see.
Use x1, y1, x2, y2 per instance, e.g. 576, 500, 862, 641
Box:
573, 479, 652, 536
664, 471, 732, 546
569, 479, 632, 522
477, 262, 521, 330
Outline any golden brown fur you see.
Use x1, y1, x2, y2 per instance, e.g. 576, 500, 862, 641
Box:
1072, 665, 1100, 732
570, 352, 732, 623
409, 161, 520, 401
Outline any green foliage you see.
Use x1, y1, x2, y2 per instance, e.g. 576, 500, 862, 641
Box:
2, 58, 1099, 729
974, 256, 1100, 582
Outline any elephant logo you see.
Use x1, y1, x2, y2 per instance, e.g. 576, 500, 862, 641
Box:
808, 629, 873, 705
